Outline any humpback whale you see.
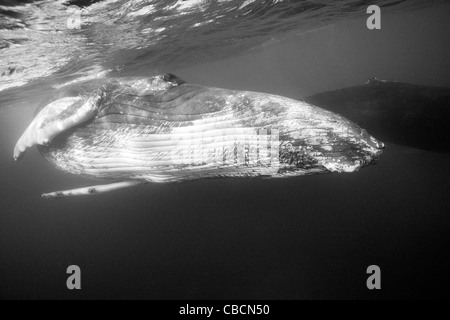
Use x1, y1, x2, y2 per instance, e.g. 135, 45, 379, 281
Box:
306, 78, 450, 153
14, 74, 384, 198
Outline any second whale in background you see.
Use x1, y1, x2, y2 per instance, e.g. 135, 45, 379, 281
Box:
305, 78, 450, 153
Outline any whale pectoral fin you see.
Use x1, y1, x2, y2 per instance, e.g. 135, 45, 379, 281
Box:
41, 181, 147, 199
14, 94, 102, 161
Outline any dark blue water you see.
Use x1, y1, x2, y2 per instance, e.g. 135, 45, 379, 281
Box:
1, 0, 450, 299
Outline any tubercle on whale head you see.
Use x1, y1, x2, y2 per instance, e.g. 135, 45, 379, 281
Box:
336, 111, 385, 154
280, 111, 385, 174
314, 141, 384, 173
357, 125, 385, 150
352, 124, 385, 165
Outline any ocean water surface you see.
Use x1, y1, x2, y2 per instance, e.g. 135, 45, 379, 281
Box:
0, 0, 449, 299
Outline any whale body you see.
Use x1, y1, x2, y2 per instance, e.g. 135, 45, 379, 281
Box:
306, 78, 450, 153
14, 74, 384, 198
